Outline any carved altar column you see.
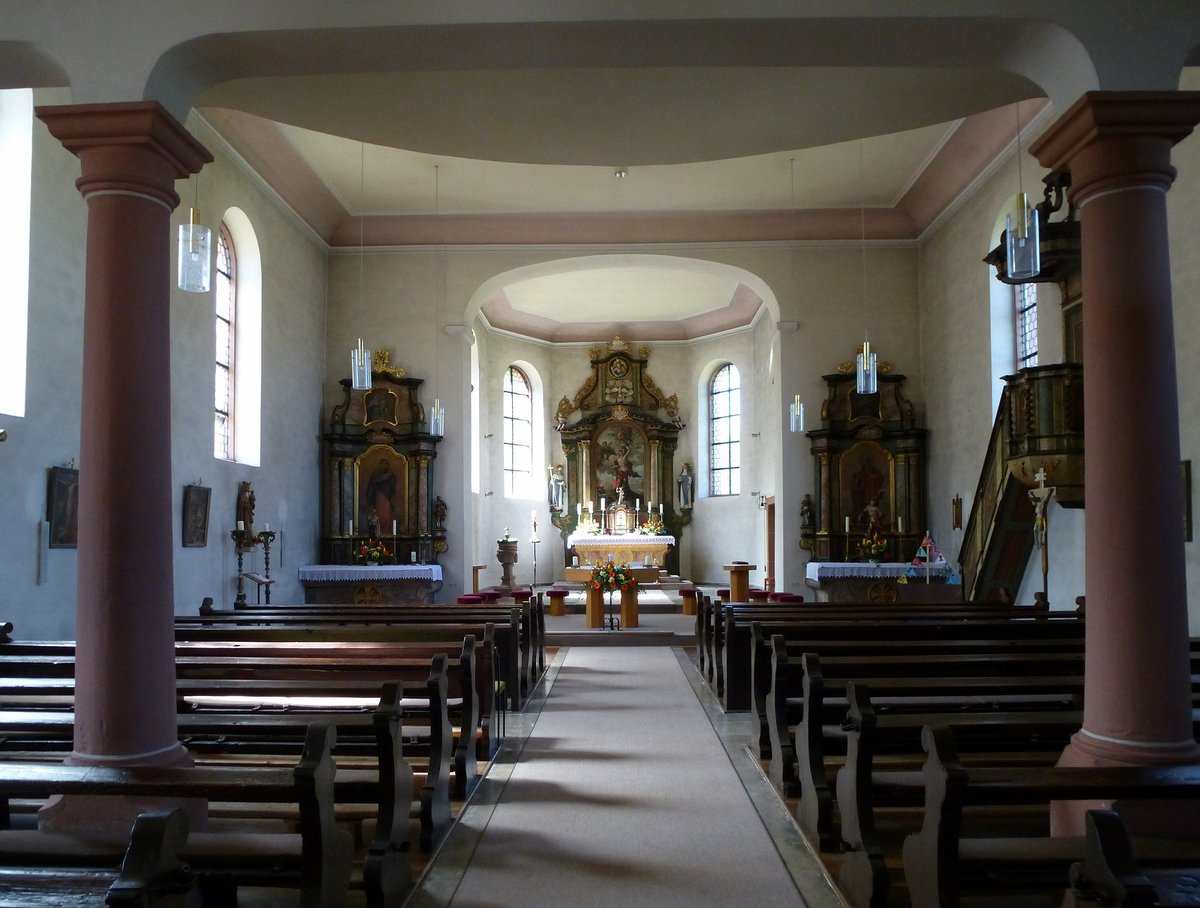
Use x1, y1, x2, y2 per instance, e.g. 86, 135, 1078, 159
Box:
36, 102, 211, 834
415, 453, 431, 533
1031, 93, 1200, 796
578, 441, 592, 510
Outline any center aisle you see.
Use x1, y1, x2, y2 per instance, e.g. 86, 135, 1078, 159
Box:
436, 647, 815, 907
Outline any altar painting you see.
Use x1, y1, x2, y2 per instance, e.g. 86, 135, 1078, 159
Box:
355, 444, 409, 536
840, 440, 893, 532
594, 423, 646, 503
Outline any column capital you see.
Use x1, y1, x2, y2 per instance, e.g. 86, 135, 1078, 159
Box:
1030, 91, 1200, 203
36, 101, 212, 208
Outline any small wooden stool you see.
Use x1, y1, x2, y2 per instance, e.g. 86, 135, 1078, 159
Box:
546, 588, 569, 616
717, 588, 731, 603
679, 587, 700, 616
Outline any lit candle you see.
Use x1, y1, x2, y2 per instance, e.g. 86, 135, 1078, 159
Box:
531, 509, 537, 533
844, 516, 850, 532
236, 520, 244, 532
392, 519, 397, 536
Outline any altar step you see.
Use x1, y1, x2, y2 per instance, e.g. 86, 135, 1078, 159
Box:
543, 611, 696, 647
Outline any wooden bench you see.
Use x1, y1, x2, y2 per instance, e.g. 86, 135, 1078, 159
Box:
0, 806, 193, 907
0, 723, 354, 907
1066, 809, 1200, 907
901, 724, 1200, 908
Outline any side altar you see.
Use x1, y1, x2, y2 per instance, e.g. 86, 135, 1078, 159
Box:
567, 533, 675, 568
804, 561, 959, 604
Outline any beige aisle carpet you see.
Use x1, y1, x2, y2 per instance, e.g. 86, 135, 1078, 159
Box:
446, 647, 807, 907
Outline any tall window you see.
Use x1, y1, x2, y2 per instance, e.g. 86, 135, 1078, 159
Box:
503, 366, 533, 497
0, 88, 32, 418
709, 363, 741, 496
214, 223, 235, 460
1015, 282, 1038, 369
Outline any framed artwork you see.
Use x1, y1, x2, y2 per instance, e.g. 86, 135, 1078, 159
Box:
182, 485, 211, 548
356, 444, 409, 537
363, 388, 399, 427
46, 466, 79, 549
1185, 460, 1193, 543
594, 422, 646, 503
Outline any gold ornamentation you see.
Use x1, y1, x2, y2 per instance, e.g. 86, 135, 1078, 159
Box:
610, 405, 630, 421
434, 541, 448, 554
371, 349, 406, 379
607, 335, 632, 353
866, 580, 898, 603
354, 585, 384, 604
637, 346, 650, 359
588, 345, 603, 360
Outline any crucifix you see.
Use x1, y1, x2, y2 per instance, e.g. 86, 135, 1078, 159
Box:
1028, 465, 1057, 607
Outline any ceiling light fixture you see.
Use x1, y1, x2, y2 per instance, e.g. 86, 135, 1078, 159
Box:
350, 143, 372, 392
176, 173, 211, 293
614, 168, 628, 179
1005, 100, 1041, 280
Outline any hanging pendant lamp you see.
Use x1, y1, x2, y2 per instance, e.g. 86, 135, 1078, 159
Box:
177, 174, 211, 292
1005, 101, 1041, 280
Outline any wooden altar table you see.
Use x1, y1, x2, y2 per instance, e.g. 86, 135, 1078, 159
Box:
567, 533, 674, 568
804, 561, 959, 603
297, 564, 444, 605
562, 565, 661, 628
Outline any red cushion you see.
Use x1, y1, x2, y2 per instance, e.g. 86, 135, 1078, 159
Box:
546, 588, 570, 598
478, 591, 502, 602
457, 595, 483, 604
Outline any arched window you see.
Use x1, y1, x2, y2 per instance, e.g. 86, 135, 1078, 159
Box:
503, 366, 533, 497
214, 223, 236, 460
1015, 282, 1039, 369
709, 363, 741, 496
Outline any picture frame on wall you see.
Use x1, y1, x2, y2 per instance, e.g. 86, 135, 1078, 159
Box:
46, 466, 79, 549
182, 484, 211, 548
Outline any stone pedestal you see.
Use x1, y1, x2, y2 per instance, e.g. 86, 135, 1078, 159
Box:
496, 538, 518, 594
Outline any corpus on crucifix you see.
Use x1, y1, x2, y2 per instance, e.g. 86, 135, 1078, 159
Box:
1028, 466, 1057, 605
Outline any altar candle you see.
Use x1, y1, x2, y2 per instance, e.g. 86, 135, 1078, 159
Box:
411, 551, 417, 563
601, 497, 606, 510
576, 502, 582, 517
659, 503, 664, 516
348, 520, 354, 537
237, 520, 244, 532
264, 523, 269, 531
897, 515, 904, 533
844, 516, 850, 532
636, 498, 640, 510
531, 509, 537, 533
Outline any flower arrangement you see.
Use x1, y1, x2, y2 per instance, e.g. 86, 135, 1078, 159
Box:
354, 538, 392, 564
638, 515, 666, 535
576, 516, 603, 536
590, 560, 635, 594
858, 531, 887, 562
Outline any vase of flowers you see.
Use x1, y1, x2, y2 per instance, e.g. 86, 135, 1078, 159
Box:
638, 515, 666, 536
858, 531, 887, 564
577, 516, 603, 536
354, 538, 391, 565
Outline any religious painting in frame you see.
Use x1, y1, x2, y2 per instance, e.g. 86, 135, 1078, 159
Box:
46, 466, 79, 549
593, 421, 646, 505
182, 484, 211, 548
1184, 460, 1193, 543
839, 440, 894, 533
363, 388, 399, 427
355, 444, 409, 537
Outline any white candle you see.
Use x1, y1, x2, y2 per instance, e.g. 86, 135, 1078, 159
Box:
236, 520, 244, 532
576, 502, 582, 517
844, 516, 850, 532
391, 519, 397, 535
898, 515, 904, 533
263, 522, 269, 531
348, 520, 354, 537
600, 497, 606, 510
636, 498, 640, 510
659, 503, 664, 516
410, 551, 417, 563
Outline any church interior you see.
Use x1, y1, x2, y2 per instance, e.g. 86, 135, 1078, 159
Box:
2, 3, 1200, 906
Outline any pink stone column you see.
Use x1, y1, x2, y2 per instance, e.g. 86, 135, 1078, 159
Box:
35, 103, 211, 833
1031, 93, 1200, 780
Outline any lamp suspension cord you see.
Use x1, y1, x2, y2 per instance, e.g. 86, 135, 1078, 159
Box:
359, 142, 365, 308
1015, 100, 1024, 193
860, 140, 868, 346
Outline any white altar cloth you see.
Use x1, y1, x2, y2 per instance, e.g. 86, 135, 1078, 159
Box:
805, 561, 952, 582
298, 564, 443, 582
566, 533, 676, 550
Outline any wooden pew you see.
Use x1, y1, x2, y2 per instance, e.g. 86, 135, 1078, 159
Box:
901, 724, 1200, 908
0, 723, 355, 908
1066, 809, 1200, 907
0, 807, 193, 907
719, 601, 1076, 710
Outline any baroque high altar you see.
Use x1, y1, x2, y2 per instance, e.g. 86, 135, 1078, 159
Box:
552, 337, 691, 575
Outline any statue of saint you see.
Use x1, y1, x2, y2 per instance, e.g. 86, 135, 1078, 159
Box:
677, 462, 695, 510
236, 481, 255, 535
434, 496, 448, 529
548, 464, 566, 513
800, 493, 814, 530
